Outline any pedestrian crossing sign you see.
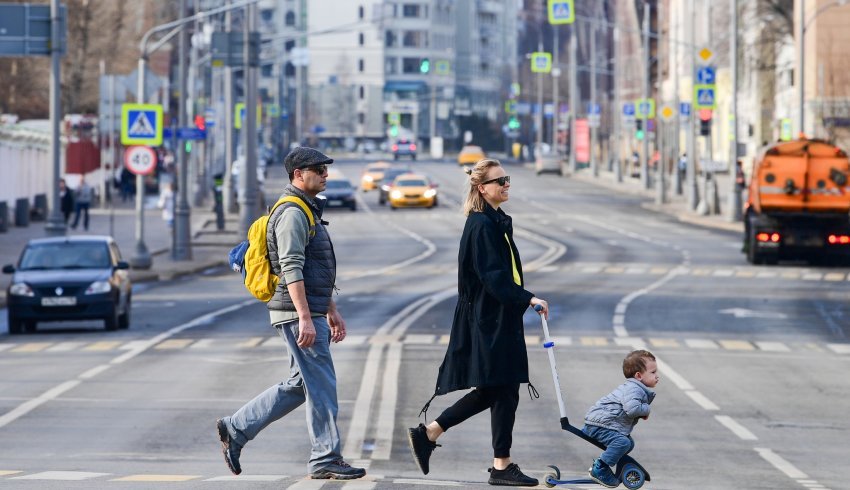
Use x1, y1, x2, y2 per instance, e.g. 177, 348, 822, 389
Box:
635, 98, 655, 119
121, 103, 163, 146
693, 84, 717, 109
531, 52, 552, 73
547, 0, 574, 24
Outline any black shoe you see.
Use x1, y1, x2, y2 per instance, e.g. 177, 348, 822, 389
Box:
487, 463, 539, 487
216, 419, 242, 475
407, 423, 440, 475
310, 460, 366, 480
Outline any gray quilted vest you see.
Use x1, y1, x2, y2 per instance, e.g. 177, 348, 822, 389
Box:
266, 185, 336, 314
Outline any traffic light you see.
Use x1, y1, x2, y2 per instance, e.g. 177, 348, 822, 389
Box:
419, 58, 430, 74
389, 124, 399, 137
699, 109, 712, 136
635, 119, 645, 140
194, 114, 206, 131
508, 116, 520, 130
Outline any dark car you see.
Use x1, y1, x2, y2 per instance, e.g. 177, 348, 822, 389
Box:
3, 236, 132, 334
318, 177, 357, 211
392, 139, 417, 160
378, 166, 414, 205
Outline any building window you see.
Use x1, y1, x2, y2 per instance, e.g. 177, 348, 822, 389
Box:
402, 4, 421, 18
260, 9, 273, 22
402, 57, 422, 74
285, 40, 295, 52
385, 57, 398, 74
402, 31, 427, 48
359, 5, 364, 19
360, 86, 365, 99
359, 59, 365, 72
358, 112, 365, 125
285, 11, 296, 26
261, 64, 273, 77
359, 32, 365, 46
385, 30, 397, 47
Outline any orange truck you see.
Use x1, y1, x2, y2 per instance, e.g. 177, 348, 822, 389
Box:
744, 138, 850, 264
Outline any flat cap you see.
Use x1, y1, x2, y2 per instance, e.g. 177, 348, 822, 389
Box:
284, 147, 334, 174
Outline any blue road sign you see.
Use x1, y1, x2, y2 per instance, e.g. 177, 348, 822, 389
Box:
121, 103, 163, 146
623, 103, 635, 116
547, 0, 575, 24
163, 127, 207, 140
696, 66, 716, 85
588, 103, 601, 115
679, 102, 692, 117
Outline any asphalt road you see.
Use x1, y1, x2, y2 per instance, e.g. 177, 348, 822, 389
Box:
0, 157, 848, 489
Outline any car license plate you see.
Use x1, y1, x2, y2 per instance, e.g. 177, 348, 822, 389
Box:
328, 200, 343, 206
41, 297, 77, 306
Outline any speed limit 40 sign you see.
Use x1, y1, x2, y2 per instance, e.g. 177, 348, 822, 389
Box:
124, 146, 157, 175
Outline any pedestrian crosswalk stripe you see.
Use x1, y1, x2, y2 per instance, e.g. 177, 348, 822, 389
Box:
549, 336, 572, 346
735, 270, 756, 278
580, 336, 608, 346
756, 271, 778, 278
755, 341, 790, 352
393, 478, 463, 487
261, 336, 284, 347
111, 474, 201, 482
713, 269, 734, 277
189, 338, 216, 349
0, 470, 22, 476
47, 341, 85, 352
604, 266, 625, 274
439, 334, 451, 344
802, 273, 823, 281
204, 475, 288, 481
155, 339, 194, 350
827, 343, 850, 354
11, 343, 51, 353
649, 338, 680, 348
344, 335, 369, 345
12, 471, 109, 480
524, 335, 540, 345
0, 345, 13, 353
693, 268, 711, 276
581, 266, 603, 273
404, 334, 436, 344
719, 340, 755, 350
781, 271, 801, 279
237, 337, 264, 348
288, 478, 331, 489
824, 272, 845, 281
685, 339, 719, 349
84, 341, 122, 351
649, 267, 669, 275
625, 267, 647, 274
119, 340, 149, 351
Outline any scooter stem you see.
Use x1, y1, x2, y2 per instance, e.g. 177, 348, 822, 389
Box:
535, 306, 568, 419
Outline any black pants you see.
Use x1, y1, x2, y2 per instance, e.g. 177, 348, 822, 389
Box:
435, 384, 520, 458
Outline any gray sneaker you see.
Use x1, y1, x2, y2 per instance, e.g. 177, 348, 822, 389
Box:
216, 419, 242, 475
311, 460, 366, 480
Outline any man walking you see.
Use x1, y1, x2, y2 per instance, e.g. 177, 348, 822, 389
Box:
71, 175, 94, 230
216, 147, 365, 480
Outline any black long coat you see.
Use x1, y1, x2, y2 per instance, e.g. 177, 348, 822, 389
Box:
433, 204, 534, 395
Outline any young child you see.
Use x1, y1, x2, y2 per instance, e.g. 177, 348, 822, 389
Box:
582, 350, 659, 488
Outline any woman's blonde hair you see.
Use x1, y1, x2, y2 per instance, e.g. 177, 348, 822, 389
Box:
462, 158, 502, 216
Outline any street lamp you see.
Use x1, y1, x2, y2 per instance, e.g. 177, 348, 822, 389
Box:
797, 0, 849, 137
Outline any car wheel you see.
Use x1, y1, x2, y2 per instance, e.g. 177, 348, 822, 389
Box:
105, 307, 120, 331
24, 321, 37, 333
7, 313, 23, 335
119, 295, 131, 329
349, 203, 357, 212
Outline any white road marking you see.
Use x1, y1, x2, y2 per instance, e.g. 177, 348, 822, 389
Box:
755, 341, 790, 352
286, 479, 327, 489
0, 380, 81, 429
827, 343, 850, 354
46, 341, 86, 352
403, 334, 436, 344
715, 415, 758, 440
11, 471, 109, 480
684, 390, 719, 411
342, 344, 384, 458
371, 343, 402, 460
754, 447, 808, 479
393, 479, 463, 487
79, 364, 111, 380
685, 339, 719, 349
204, 475, 288, 481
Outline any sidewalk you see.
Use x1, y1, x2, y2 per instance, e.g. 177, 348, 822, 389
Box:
0, 195, 237, 309
564, 165, 745, 234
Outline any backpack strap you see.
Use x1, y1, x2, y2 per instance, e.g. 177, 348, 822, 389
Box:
270, 195, 316, 238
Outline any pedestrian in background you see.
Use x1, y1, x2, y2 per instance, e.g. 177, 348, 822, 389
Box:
71, 175, 93, 231
582, 350, 658, 488
407, 158, 549, 487
216, 147, 366, 481
58, 178, 74, 224
157, 182, 174, 228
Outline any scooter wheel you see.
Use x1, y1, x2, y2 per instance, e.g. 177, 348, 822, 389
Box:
621, 463, 645, 489
546, 465, 561, 480
544, 473, 558, 488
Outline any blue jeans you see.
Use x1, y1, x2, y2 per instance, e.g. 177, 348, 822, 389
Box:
582, 425, 635, 468
222, 317, 341, 473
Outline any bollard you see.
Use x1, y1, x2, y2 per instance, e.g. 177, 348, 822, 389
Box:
0, 201, 7, 232
213, 174, 225, 231
31, 193, 48, 221
14, 198, 30, 227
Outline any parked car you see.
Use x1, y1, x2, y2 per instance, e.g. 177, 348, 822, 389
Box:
378, 166, 414, 205
458, 145, 486, 166
360, 161, 392, 191
387, 173, 438, 209
319, 176, 357, 211
3, 236, 132, 334
392, 139, 417, 160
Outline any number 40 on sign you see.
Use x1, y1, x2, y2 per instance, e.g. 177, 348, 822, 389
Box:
124, 146, 157, 176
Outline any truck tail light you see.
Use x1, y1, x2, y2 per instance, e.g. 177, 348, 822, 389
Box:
757, 232, 781, 243
410, 144, 417, 151
828, 234, 850, 244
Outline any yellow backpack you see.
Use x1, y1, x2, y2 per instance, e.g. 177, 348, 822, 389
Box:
229, 196, 315, 302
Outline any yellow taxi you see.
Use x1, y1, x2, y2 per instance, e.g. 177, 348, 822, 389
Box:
458, 145, 486, 165
387, 173, 438, 209
359, 161, 392, 191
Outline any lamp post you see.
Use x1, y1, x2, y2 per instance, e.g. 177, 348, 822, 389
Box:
797, 0, 849, 137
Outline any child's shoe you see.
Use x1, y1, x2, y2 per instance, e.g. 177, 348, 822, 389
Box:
588, 458, 619, 488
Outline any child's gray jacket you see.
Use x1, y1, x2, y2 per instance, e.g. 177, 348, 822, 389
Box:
584, 378, 656, 435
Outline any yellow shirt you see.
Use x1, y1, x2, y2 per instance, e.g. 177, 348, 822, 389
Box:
504, 234, 521, 286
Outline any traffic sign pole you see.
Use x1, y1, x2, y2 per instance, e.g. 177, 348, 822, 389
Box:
44, 0, 66, 237
173, 0, 192, 261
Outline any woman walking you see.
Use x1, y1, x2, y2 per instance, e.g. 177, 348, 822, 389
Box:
407, 159, 549, 487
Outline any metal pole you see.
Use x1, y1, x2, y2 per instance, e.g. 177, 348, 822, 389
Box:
130, 56, 153, 268
568, 27, 577, 173
590, 16, 598, 177
641, 1, 650, 190
536, 38, 543, 162
655, 0, 666, 204
99, 59, 108, 209
797, 0, 805, 136
45, 0, 66, 236
673, 7, 682, 196
223, 2, 236, 213
109, 74, 116, 237
173, 0, 192, 260
238, 2, 259, 236
614, 21, 622, 182
553, 27, 559, 154
686, 0, 698, 210
726, 0, 742, 221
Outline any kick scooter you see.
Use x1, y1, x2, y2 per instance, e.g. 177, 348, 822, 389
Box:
534, 305, 650, 489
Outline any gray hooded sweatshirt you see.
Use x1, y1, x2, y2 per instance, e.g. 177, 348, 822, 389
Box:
584, 378, 656, 436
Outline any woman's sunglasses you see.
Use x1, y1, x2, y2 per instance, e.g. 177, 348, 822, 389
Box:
481, 175, 511, 186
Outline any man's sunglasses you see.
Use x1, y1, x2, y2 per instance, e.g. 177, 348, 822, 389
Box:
301, 164, 329, 174
481, 175, 511, 186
